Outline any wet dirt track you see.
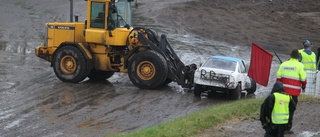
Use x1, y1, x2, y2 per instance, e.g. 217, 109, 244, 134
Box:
0, 0, 236, 136
3, 0, 320, 136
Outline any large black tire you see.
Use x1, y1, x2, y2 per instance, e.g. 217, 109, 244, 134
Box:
194, 84, 203, 97
88, 69, 115, 80
229, 84, 241, 100
246, 78, 257, 94
128, 50, 168, 89
53, 46, 90, 83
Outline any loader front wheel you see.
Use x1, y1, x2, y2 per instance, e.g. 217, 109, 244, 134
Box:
53, 46, 90, 83
128, 50, 168, 89
163, 78, 173, 85
88, 69, 115, 81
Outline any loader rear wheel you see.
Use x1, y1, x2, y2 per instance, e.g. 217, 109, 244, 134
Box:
53, 46, 90, 83
128, 50, 168, 89
88, 69, 114, 80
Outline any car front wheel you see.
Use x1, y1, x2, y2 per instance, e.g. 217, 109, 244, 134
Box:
194, 84, 203, 97
229, 84, 241, 100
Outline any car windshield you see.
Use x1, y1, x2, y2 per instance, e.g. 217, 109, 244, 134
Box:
202, 58, 237, 71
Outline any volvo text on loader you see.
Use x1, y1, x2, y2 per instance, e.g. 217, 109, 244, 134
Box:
35, 0, 197, 89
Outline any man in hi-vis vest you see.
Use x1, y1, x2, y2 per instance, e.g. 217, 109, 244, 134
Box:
276, 49, 306, 134
299, 40, 317, 72
260, 82, 296, 137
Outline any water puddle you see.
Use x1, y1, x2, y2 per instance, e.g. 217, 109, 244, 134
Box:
0, 82, 16, 90
300, 131, 320, 137
4, 118, 23, 130
29, 12, 40, 22
0, 41, 7, 51
0, 40, 32, 54
0, 109, 14, 120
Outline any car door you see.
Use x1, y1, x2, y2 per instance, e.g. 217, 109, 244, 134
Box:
239, 60, 248, 89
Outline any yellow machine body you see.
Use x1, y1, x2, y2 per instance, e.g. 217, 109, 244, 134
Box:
36, 0, 134, 73
35, 0, 196, 89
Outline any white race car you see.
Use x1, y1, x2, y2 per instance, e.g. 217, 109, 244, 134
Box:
193, 56, 256, 100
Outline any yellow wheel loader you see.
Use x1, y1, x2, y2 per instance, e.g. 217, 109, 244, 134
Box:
35, 0, 196, 89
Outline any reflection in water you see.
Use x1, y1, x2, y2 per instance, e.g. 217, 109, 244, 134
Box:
194, 90, 257, 102
58, 90, 75, 106
76, 120, 93, 128
34, 81, 118, 127
4, 119, 22, 131
36, 87, 77, 115
0, 41, 32, 55
0, 41, 7, 51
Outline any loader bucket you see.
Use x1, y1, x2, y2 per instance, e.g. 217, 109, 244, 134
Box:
136, 30, 197, 88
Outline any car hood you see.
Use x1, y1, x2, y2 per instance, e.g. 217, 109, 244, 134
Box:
197, 67, 234, 75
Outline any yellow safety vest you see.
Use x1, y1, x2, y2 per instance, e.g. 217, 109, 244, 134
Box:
298, 49, 304, 53
271, 92, 290, 124
276, 58, 306, 96
299, 50, 317, 72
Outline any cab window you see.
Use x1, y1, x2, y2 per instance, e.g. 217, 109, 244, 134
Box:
90, 2, 105, 28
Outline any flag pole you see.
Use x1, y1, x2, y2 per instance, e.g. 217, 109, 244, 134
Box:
274, 52, 282, 64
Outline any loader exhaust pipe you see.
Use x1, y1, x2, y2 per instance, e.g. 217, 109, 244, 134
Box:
70, 0, 73, 22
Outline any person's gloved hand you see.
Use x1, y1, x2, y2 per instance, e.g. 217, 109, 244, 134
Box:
302, 86, 306, 92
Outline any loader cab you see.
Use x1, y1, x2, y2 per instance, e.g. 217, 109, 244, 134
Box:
89, 2, 106, 29
85, 0, 133, 45
88, 0, 131, 29
114, 0, 132, 27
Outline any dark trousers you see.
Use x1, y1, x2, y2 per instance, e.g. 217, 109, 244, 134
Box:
264, 124, 286, 137
287, 96, 298, 130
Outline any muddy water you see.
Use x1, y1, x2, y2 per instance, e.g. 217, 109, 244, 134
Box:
0, 0, 284, 136
134, 0, 283, 96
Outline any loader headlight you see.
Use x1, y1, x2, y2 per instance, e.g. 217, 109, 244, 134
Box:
131, 37, 138, 44
129, 33, 139, 44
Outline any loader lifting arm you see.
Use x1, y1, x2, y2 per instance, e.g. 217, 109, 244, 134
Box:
131, 28, 197, 88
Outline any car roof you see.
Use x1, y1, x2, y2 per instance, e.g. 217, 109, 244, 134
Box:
210, 56, 242, 62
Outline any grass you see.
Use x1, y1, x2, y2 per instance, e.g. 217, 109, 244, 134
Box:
299, 94, 320, 103
109, 98, 264, 137
108, 94, 320, 137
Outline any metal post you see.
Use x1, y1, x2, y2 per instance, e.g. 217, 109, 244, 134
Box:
70, 0, 73, 22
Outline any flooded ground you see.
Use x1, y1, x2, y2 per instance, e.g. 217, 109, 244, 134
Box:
1, 0, 320, 136
0, 0, 240, 136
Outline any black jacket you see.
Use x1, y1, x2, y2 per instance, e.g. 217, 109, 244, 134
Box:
260, 82, 296, 128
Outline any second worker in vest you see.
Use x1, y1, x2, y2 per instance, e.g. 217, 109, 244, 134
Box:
276, 49, 307, 134
260, 82, 296, 137
299, 40, 317, 72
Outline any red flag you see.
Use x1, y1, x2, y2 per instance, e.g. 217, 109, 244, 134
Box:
248, 43, 273, 86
